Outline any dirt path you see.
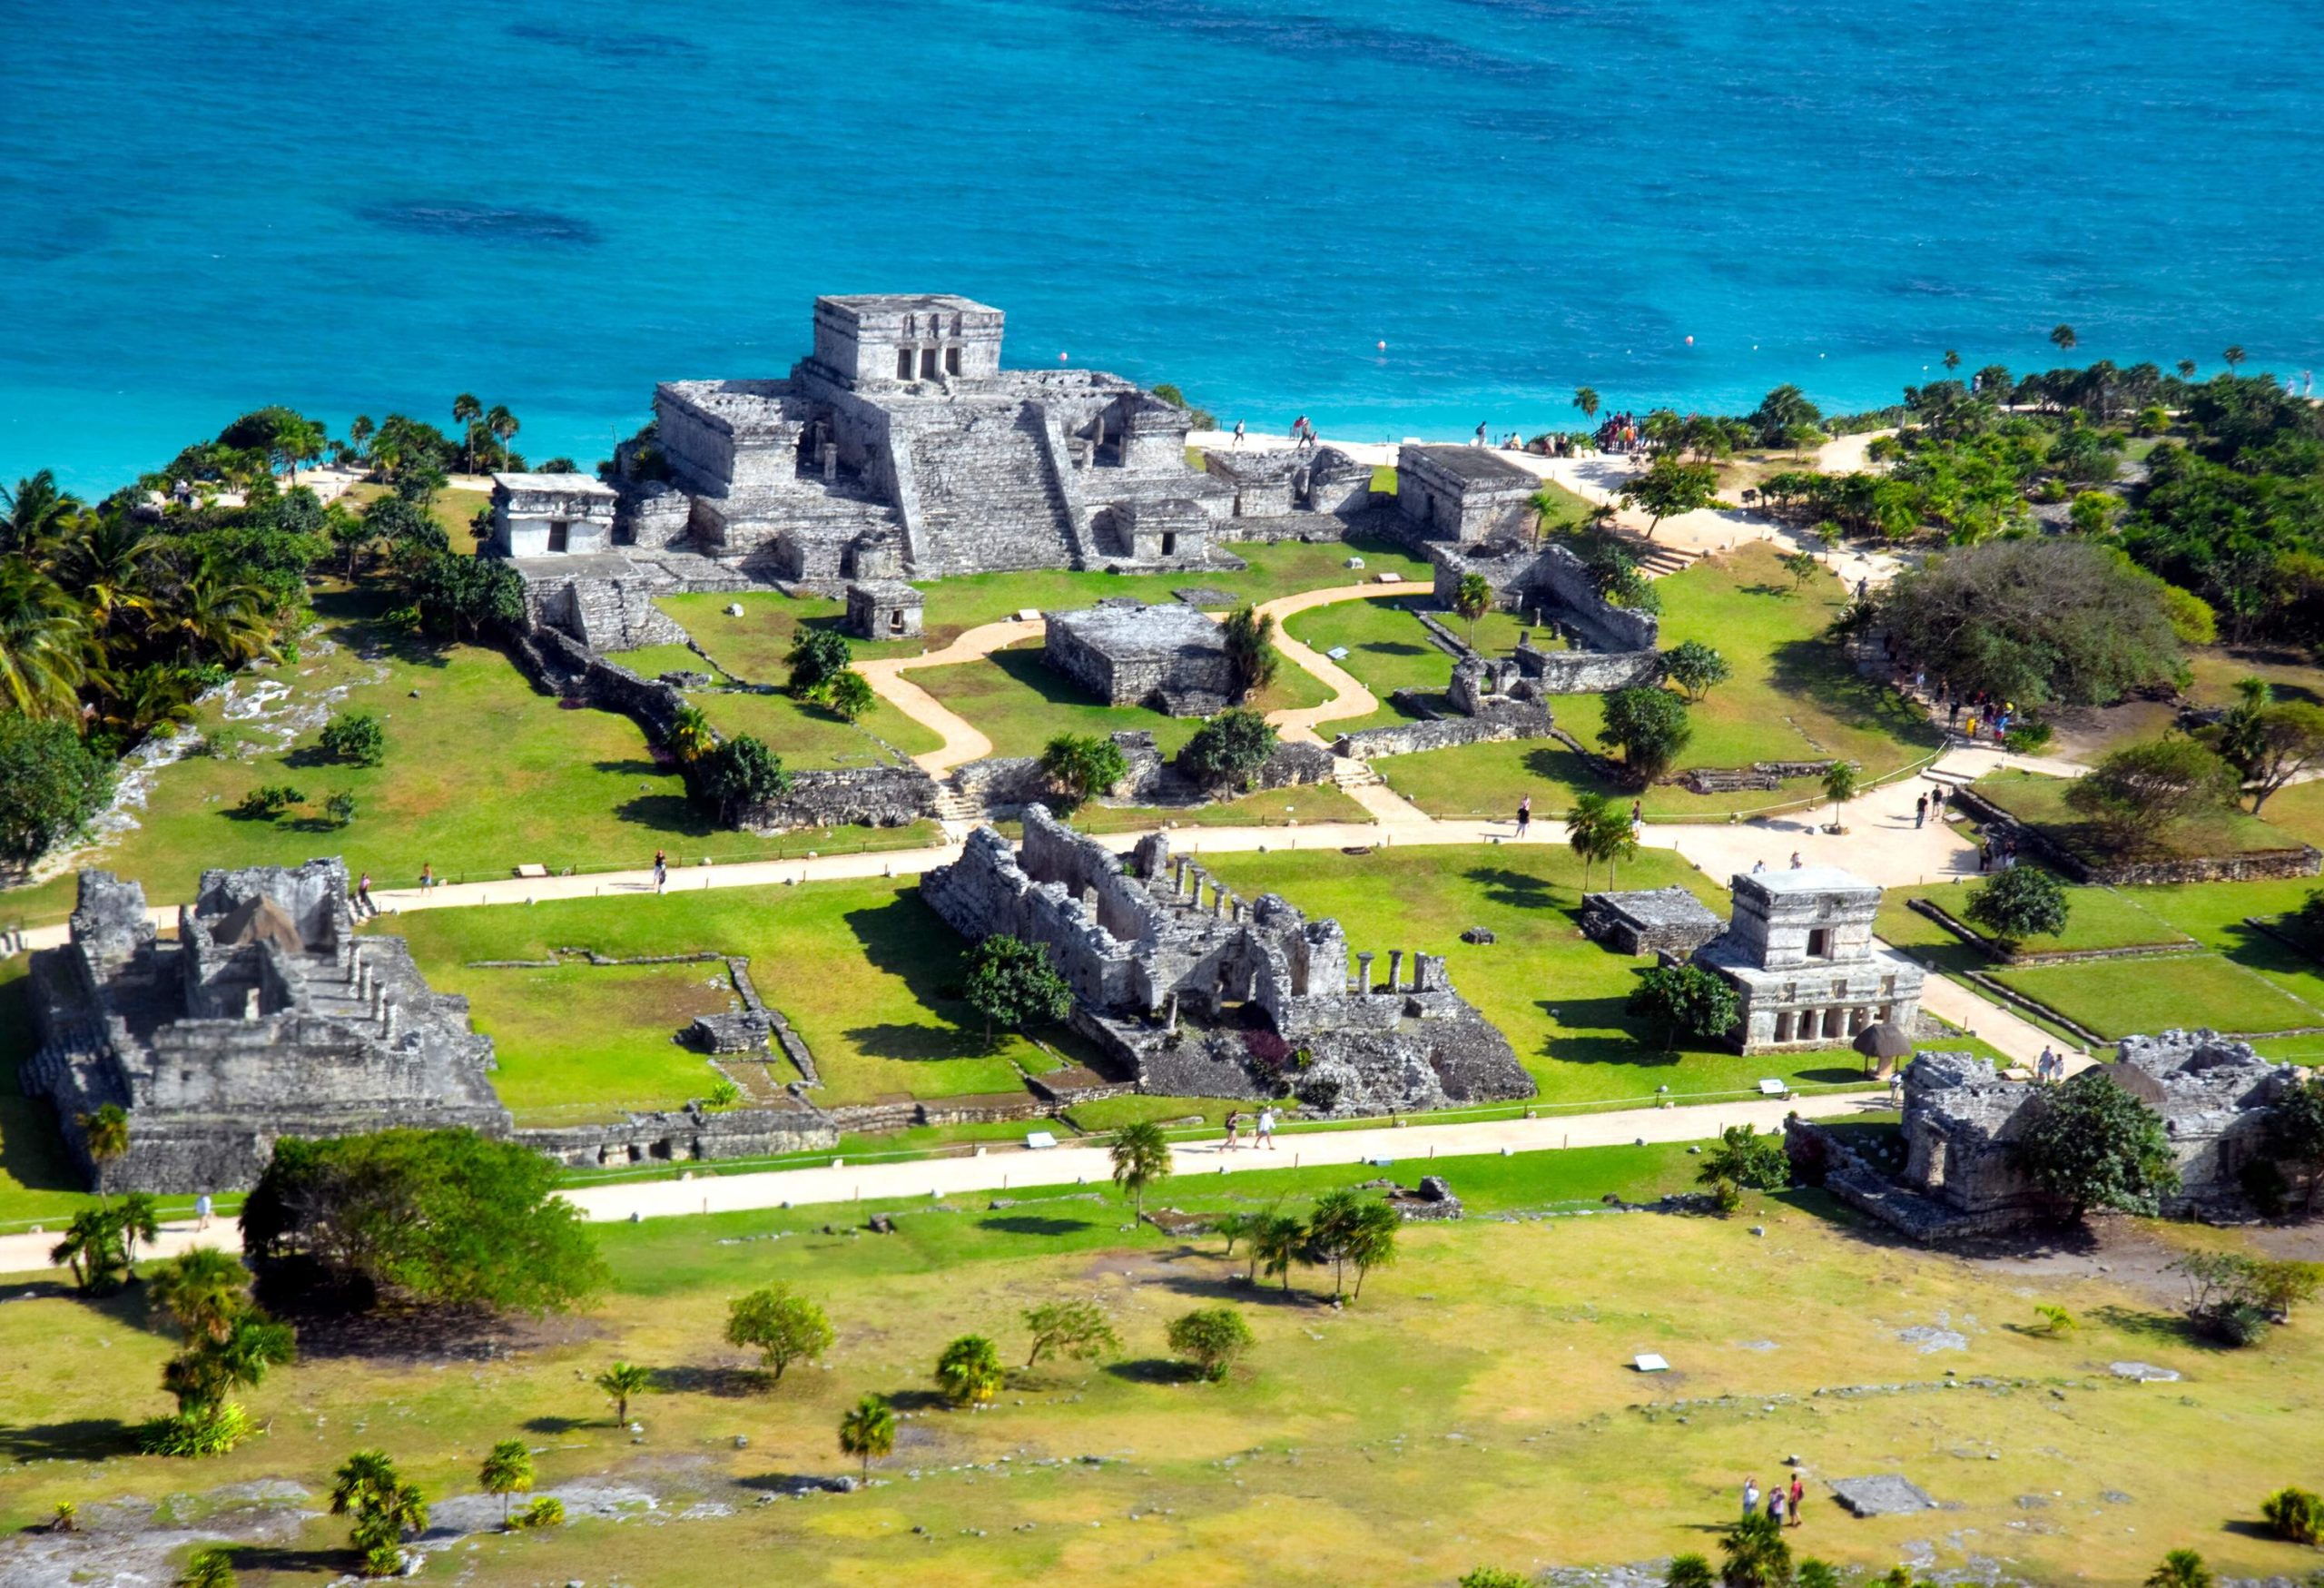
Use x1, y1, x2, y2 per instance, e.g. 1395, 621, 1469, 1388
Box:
852, 616, 1041, 773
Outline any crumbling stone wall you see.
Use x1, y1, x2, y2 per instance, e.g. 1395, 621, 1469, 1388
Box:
739, 764, 940, 832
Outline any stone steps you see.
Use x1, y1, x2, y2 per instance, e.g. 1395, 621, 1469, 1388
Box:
1331, 757, 1384, 788
907, 409, 1080, 574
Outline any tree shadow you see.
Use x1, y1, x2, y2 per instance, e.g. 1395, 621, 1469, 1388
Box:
978, 1216, 1089, 1237
1767, 637, 1943, 747
649, 1364, 768, 1398
1104, 1356, 1197, 1385
1462, 865, 1571, 914
990, 646, 1109, 708
2088, 1303, 2218, 1352
213, 1546, 351, 1576
0, 1417, 135, 1461
594, 756, 672, 779
1533, 991, 1681, 1065
880, 1387, 953, 1414
612, 792, 723, 838
839, 898, 993, 1059
521, 1415, 596, 1435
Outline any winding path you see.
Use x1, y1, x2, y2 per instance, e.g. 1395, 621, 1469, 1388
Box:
853, 616, 1042, 773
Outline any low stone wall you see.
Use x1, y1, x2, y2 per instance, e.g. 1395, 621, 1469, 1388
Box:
1522, 646, 1664, 694
742, 764, 940, 832
504, 622, 689, 743
952, 755, 1054, 813
1675, 759, 1837, 794
1950, 784, 2323, 886
825, 1093, 1051, 1133
1336, 707, 1551, 759
519, 1102, 838, 1169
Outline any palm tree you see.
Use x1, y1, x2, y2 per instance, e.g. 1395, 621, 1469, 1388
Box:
2223, 345, 2246, 377
1251, 1210, 1305, 1293
451, 394, 483, 473
837, 1393, 896, 1479
55, 518, 157, 640
51, 1207, 128, 1294
1719, 1512, 1793, 1588
78, 1103, 130, 1197
1565, 791, 1621, 888
1452, 572, 1492, 646
331, 1449, 427, 1575
2, 470, 85, 554
1108, 1121, 1173, 1219
149, 1248, 251, 1342
478, 1438, 534, 1524
2049, 323, 2078, 355
117, 1190, 160, 1266
2175, 359, 2197, 379
94, 663, 199, 740
350, 414, 376, 464
1942, 350, 1961, 372
271, 414, 326, 487
485, 404, 520, 469
177, 1545, 239, 1588
163, 1310, 295, 1412
0, 556, 91, 716
596, 1360, 651, 1425
160, 557, 275, 666
666, 705, 716, 764
1572, 386, 1600, 423
2145, 1549, 2214, 1588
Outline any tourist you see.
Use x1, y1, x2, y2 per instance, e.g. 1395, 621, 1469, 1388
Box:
1788, 852, 1804, 869
1946, 699, 1961, 730
1978, 837, 1994, 873
1788, 1475, 1805, 1526
1630, 799, 1644, 841
2002, 834, 2019, 871
1929, 785, 1945, 821
1231, 419, 1246, 449
1768, 1488, 1787, 1526
1750, 859, 1767, 873
2038, 1045, 2056, 1083
1224, 1109, 1242, 1150
1515, 794, 1531, 838
419, 862, 436, 891
653, 848, 667, 893
1256, 1106, 1277, 1149
194, 1191, 212, 1231
355, 872, 376, 919
1964, 712, 1979, 740
1473, 421, 1488, 447
1915, 792, 1928, 829
1742, 1476, 1760, 1518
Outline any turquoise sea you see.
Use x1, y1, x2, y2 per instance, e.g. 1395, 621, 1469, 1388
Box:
6, 0, 2323, 493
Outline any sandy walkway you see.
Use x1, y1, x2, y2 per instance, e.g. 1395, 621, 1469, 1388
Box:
853, 616, 1042, 772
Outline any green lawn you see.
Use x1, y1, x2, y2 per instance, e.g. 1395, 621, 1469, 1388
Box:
1279, 597, 1543, 733
911, 640, 1329, 762
1202, 843, 1889, 1105
693, 687, 943, 769
6, 1142, 2319, 1588
1990, 952, 2324, 1041
1373, 542, 1940, 820
1972, 767, 2309, 865
1069, 782, 1374, 833
389, 877, 1075, 1110
1874, 876, 2196, 961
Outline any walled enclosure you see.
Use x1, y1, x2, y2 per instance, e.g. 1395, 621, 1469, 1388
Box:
918, 807, 1534, 1116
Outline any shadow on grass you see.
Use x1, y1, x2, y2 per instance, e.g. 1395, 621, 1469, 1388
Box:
978, 1216, 1091, 1237
650, 1364, 772, 1398
612, 792, 724, 839
1463, 864, 1572, 914
1533, 992, 1682, 1066
210, 1546, 352, 1576
840, 899, 996, 1060
1522, 744, 1621, 794
0, 1417, 135, 1462
522, 1415, 597, 1435
1104, 1356, 1197, 1385
1767, 636, 1944, 747
2089, 1302, 2223, 1352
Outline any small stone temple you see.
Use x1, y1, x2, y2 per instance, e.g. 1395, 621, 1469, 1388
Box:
1581, 885, 1727, 957
843, 578, 923, 641
1043, 599, 1238, 715
23, 860, 511, 1193
919, 807, 1534, 1116
487, 472, 621, 557
1691, 867, 1925, 1051
1394, 444, 1539, 544
1796, 1032, 2304, 1240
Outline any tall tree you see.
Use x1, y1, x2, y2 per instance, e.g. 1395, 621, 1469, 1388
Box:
2221, 346, 2246, 378
478, 1439, 534, 1524
2050, 324, 2078, 354
1572, 387, 1600, 423
2013, 1069, 2180, 1218
837, 1393, 896, 1478
961, 933, 1070, 1045
486, 404, 520, 469
1108, 1121, 1173, 1219
725, 1286, 834, 1383
451, 394, 482, 473
0, 557, 90, 716
1618, 455, 1721, 537
1221, 605, 1279, 699
1452, 573, 1493, 647
2, 470, 85, 554
1942, 350, 1962, 372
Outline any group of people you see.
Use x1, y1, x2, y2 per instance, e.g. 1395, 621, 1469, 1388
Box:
1911, 785, 1950, 829
1976, 832, 2022, 873
1221, 1108, 1279, 1150
1741, 1474, 1809, 1528
1593, 412, 1650, 453
2035, 1044, 2073, 1083
1908, 672, 2023, 747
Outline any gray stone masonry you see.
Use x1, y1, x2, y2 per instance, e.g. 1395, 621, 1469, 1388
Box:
918, 807, 1533, 1116
24, 860, 511, 1193
1581, 887, 1727, 957
1204, 449, 1302, 518
1395, 445, 1537, 544
1692, 867, 1924, 1052
1433, 538, 1660, 653
489, 472, 620, 557
513, 551, 690, 652
1044, 599, 1238, 715
520, 1098, 836, 1169
844, 578, 923, 641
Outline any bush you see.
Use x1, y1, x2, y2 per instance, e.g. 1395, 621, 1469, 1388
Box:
2002, 719, 2054, 754
726, 1285, 835, 1382
2014, 1070, 2180, 1218
692, 735, 790, 826
704, 1079, 742, 1110
961, 934, 1071, 1045
935, 1334, 1006, 1406
1598, 686, 1691, 784
1964, 865, 2071, 948
318, 711, 386, 766
0, 714, 115, 867
2258, 1486, 2323, 1546
1039, 733, 1128, 809
235, 784, 303, 818
1166, 1307, 1255, 1382
1661, 640, 1731, 701
2064, 738, 2241, 854
509, 1496, 566, 1531
785, 626, 852, 696
1179, 708, 1276, 789
323, 791, 357, 828
1626, 963, 1738, 1050
137, 1401, 256, 1457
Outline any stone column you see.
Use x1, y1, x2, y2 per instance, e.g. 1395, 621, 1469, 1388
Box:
1413, 953, 1434, 993
1388, 950, 1404, 991
1356, 952, 1376, 994
1230, 900, 1245, 923
1165, 991, 1179, 1034
1214, 886, 1229, 921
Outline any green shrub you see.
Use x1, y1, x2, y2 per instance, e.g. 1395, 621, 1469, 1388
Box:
235, 784, 304, 818
2002, 720, 2054, 754
510, 1496, 566, 1531
1166, 1307, 1254, 1382
318, 710, 386, 766
323, 791, 358, 828
137, 1401, 257, 1457
2261, 1486, 2322, 1545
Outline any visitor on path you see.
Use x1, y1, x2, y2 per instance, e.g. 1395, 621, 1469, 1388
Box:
1788, 852, 1804, 869
1224, 1110, 1243, 1150
1742, 1477, 1760, 1519
1930, 785, 1945, 821
1292, 415, 1314, 453
1750, 859, 1767, 873
1915, 793, 1928, 829
1788, 1475, 1805, 1526
194, 1192, 212, 1231
1231, 419, 1246, 448
653, 848, 668, 893
1515, 794, 1531, 838
2002, 834, 2019, 871
1978, 838, 1994, 873
1256, 1107, 1277, 1149
355, 873, 376, 919
419, 863, 436, 891
1473, 421, 1488, 447
2038, 1046, 2056, 1083
1768, 1489, 1787, 1525
1630, 800, 1644, 841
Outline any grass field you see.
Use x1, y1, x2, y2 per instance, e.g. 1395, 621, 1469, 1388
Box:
1068, 782, 1374, 833
5, 1143, 2319, 1588
911, 640, 1331, 762
1972, 768, 2307, 865
689, 686, 944, 769
1373, 544, 1940, 820
1201, 843, 1925, 1104
1280, 597, 1540, 733
1989, 952, 2324, 1041
389, 878, 1077, 1111
1873, 876, 2197, 962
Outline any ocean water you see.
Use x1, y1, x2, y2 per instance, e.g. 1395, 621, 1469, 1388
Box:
5, 0, 2323, 495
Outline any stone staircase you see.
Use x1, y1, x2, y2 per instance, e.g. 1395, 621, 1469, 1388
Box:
1630, 538, 1702, 578
904, 406, 1080, 575
1330, 755, 1384, 789
931, 777, 985, 824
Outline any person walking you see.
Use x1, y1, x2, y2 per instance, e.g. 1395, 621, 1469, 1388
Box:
1915, 792, 1928, 829
419, 862, 436, 891
1515, 794, 1531, 838
653, 848, 667, 894
1742, 1477, 1760, 1519
1929, 784, 1945, 822
1223, 1109, 1243, 1150
1256, 1106, 1277, 1150
194, 1191, 212, 1231
2037, 1045, 2056, 1083
1630, 799, 1644, 842
1789, 852, 1804, 869
1979, 837, 1994, 873
1788, 1475, 1805, 1527
1231, 419, 1246, 449
355, 872, 376, 919
1473, 420, 1489, 447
